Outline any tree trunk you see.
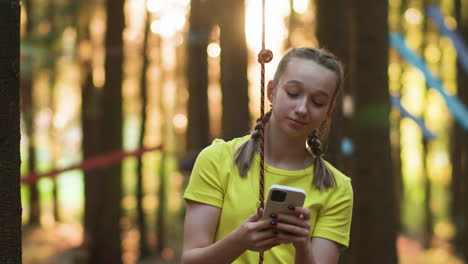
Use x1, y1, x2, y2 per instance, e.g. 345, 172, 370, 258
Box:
315, 2, 353, 262
136, 8, 150, 260
21, 0, 40, 227
284, 0, 298, 50
154, 33, 167, 256
46, 0, 61, 224
348, 1, 398, 263
391, 0, 408, 234
0, 0, 22, 262
85, 0, 125, 262
77, 1, 105, 262
187, 0, 213, 154
156, 153, 167, 255
453, 0, 468, 260
219, 0, 250, 140
315, 0, 351, 171
421, 0, 433, 248
422, 137, 432, 248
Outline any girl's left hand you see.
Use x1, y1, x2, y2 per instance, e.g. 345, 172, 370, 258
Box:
270, 206, 311, 250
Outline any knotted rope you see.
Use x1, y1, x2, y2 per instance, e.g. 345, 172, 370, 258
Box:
257, 0, 272, 263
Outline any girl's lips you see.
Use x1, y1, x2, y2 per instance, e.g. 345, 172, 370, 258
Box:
288, 118, 306, 127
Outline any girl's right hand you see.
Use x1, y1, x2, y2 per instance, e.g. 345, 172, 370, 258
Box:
236, 208, 280, 252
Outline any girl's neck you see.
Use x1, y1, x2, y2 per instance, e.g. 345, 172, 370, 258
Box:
263, 120, 313, 171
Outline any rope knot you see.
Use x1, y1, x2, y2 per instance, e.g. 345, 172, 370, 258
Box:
257, 49, 273, 63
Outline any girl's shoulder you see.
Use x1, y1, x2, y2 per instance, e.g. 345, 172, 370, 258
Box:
323, 161, 352, 191
199, 134, 251, 160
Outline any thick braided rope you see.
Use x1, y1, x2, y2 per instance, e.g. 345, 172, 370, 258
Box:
258, 0, 272, 263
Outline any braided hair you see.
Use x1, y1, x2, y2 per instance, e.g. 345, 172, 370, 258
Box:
233, 110, 272, 176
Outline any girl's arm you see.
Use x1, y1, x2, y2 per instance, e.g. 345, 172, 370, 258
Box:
182, 200, 280, 264
294, 237, 341, 264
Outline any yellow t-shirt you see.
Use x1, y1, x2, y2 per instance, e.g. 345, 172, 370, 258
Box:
183, 135, 353, 264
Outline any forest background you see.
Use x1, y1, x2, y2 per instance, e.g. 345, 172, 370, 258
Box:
1, 0, 468, 263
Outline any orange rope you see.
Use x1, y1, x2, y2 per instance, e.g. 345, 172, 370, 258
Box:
257, 0, 273, 262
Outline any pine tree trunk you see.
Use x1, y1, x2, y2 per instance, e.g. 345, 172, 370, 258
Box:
156, 154, 167, 255
187, 0, 213, 154
21, 0, 40, 227
155, 34, 168, 256
85, 0, 125, 262
46, 0, 61, 223
315, 2, 353, 262
315, 0, 351, 171
0, 0, 22, 262
219, 0, 250, 140
27, 143, 40, 226
136, 8, 150, 260
348, 1, 398, 263
391, 0, 408, 234
284, 0, 298, 50
453, 0, 468, 260
77, 1, 104, 262
422, 138, 432, 248
421, 1, 433, 247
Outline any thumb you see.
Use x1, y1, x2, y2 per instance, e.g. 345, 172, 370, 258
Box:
247, 207, 264, 222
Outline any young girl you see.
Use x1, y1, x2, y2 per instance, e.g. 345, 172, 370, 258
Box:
182, 47, 353, 264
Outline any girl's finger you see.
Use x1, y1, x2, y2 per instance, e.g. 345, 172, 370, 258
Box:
275, 214, 310, 229
253, 227, 277, 241
274, 231, 304, 244
255, 237, 280, 251
274, 222, 309, 237
253, 218, 280, 231
287, 206, 310, 219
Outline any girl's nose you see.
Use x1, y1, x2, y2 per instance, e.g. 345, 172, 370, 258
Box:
295, 98, 308, 116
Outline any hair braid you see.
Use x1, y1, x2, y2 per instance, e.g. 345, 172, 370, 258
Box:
307, 128, 336, 191
234, 110, 272, 176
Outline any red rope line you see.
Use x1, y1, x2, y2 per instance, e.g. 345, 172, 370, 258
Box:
257, 0, 273, 262
21, 145, 163, 184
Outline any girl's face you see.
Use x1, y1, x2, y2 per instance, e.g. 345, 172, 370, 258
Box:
268, 58, 337, 139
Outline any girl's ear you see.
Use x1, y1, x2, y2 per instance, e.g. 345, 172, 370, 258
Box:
267, 81, 274, 103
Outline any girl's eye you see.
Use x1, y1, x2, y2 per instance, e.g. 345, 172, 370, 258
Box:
313, 101, 325, 107
287, 91, 298, 97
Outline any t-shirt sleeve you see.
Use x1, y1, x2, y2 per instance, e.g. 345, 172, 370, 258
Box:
312, 178, 353, 248
183, 141, 228, 208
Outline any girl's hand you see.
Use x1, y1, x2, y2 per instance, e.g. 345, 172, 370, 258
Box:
271, 205, 311, 250
236, 208, 281, 252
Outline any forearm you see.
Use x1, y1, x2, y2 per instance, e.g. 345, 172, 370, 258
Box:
182, 229, 246, 264
294, 243, 316, 264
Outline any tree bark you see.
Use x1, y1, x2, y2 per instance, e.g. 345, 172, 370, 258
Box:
77, 1, 105, 262
391, 0, 408, 234
136, 8, 151, 259
21, 0, 40, 227
44, 0, 61, 224
421, 0, 433, 248
284, 0, 298, 50
315, 0, 351, 171
0, 0, 22, 262
453, 0, 468, 260
84, 0, 125, 262
219, 0, 250, 140
156, 153, 167, 255
348, 1, 398, 263
187, 0, 213, 153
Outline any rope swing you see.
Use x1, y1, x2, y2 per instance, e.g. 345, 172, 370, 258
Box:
257, 0, 273, 262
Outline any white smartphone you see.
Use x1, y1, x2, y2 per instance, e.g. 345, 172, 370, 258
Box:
261, 184, 306, 220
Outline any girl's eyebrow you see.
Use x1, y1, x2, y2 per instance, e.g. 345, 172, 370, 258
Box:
284, 80, 304, 87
